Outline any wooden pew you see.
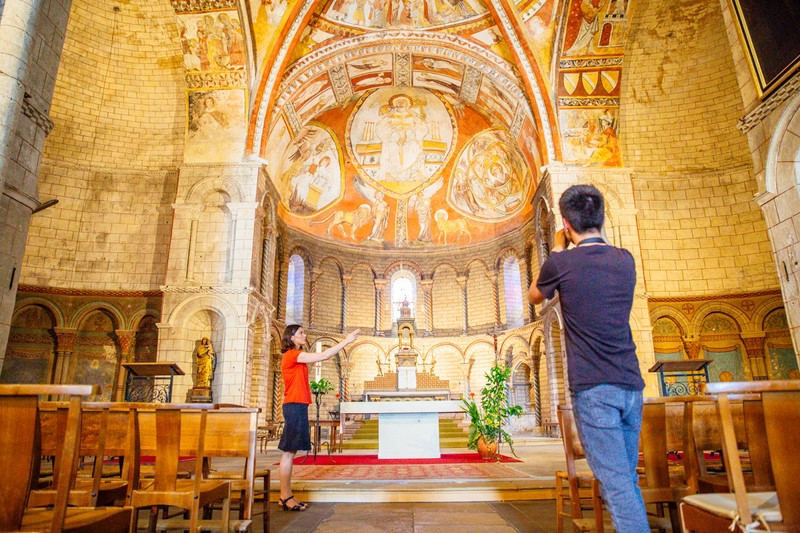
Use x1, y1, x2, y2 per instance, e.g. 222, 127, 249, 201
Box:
0, 384, 132, 532
680, 381, 800, 532
32, 402, 140, 508
131, 406, 232, 533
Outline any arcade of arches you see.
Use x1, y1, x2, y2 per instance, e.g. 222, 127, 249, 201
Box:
1, 0, 800, 432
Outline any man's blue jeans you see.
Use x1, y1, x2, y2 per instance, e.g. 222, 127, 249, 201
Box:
572, 384, 649, 532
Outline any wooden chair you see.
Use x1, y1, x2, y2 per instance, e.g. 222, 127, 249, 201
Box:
556, 405, 607, 533
639, 399, 695, 532
31, 402, 140, 508
0, 384, 132, 532
203, 407, 269, 532
680, 381, 800, 532
131, 406, 231, 533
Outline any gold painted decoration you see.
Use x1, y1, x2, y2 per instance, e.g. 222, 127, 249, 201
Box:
346, 87, 457, 199
600, 70, 619, 93
563, 72, 580, 95
322, 0, 488, 31
186, 89, 247, 163
448, 129, 529, 221
580, 71, 598, 94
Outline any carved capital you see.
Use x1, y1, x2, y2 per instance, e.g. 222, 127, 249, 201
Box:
115, 330, 137, 356
682, 339, 703, 359
54, 327, 78, 353
741, 335, 766, 358
455, 275, 468, 289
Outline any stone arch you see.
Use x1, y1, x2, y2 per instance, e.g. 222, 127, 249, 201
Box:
68, 302, 125, 331
166, 294, 241, 329
185, 176, 245, 204
2, 303, 59, 385
648, 305, 691, 335
691, 303, 749, 335
764, 89, 800, 195
12, 297, 65, 328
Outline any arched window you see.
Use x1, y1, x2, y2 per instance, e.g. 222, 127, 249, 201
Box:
503, 256, 524, 327
285, 255, 305, 325
391, 270, 416, 323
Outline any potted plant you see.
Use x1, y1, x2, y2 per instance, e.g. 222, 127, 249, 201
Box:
461, 364, 524, 459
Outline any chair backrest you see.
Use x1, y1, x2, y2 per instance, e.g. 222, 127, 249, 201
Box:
704, 381, 800, 529
557, 405, 587, 499
0, 384, 95, 531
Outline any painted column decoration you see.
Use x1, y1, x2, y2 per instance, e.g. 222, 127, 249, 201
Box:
532, 354, 541, 426
488, 269, 500, 328
460, 359, 473, 397
309, 267, 322, 330
456, 275, 468, 335
741, 334, 768, 380
341, 274, 352, 333
682, 337, 703, 359
374, 278, 387, 336
420, 278, 434, 336
271, 354, 283, 422
53, 327, 78, 386
114, 330, 137, 401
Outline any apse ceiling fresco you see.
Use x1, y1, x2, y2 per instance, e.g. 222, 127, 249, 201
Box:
165, 0, 635, 248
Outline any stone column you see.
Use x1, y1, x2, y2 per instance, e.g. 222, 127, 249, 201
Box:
0, 0, 72, 359
271, 355, 283, 422
420, 278, 434, 336
374, 278, 387, 336
53, 327, 78, 400
741, 334, 768, 380
460, 359, 473, 397
487, 270, 500, 328
456, 275, 468, 335
114, 330, 137, 401
341, 274, 352, 333
309, 267, 321, 330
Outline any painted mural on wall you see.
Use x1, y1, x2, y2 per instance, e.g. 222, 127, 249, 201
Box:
346, 87, 456, 198
0, 306, 54, 384
322, 0, 489, 29
279, 122, 344, 216
559, 107, 620, 165
177, 11, 246, 72
72, 312, 118, 402
562, 0, 629, 56
186, 89, 248, 163
449, 129, 529, 220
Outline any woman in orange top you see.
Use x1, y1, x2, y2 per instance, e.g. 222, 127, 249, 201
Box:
278, 324, 359, 511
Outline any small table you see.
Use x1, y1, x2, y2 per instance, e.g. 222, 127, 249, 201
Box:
306, 419, 340, 459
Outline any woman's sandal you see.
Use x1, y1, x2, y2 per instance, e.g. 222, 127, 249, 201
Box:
279, 495, 309, 512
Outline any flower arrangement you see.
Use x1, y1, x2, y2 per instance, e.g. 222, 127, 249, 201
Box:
461, 364, 524, 456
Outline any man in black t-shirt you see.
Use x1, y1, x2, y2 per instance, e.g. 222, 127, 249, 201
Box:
529, 184, 648, 532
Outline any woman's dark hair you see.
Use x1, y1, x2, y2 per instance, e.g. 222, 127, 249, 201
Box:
281, 324, 303, 353
558, 184, 605, 233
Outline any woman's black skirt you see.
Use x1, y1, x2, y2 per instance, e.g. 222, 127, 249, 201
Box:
278, 402, 311, 452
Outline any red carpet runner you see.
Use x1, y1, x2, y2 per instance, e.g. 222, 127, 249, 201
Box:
291, 453, 521, 466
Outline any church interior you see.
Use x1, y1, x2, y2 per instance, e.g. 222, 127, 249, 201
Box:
2, 0, 800, 530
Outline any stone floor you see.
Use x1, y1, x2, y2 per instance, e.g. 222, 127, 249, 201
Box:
263, 500, 559, 532
249, 434, 570, 532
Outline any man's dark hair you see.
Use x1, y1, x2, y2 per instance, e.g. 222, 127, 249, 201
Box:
281, 324, 302, 353
559, 184, 605, 233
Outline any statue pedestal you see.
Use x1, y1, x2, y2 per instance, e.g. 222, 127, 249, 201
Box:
189, 386, 213, 403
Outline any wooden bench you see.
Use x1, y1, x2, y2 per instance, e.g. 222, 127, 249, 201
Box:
680, 381, 800, 532
0, 384, 132, 532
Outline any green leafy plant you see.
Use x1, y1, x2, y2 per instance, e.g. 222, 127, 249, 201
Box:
461, 364, 524, 455
310, 377, 334, 395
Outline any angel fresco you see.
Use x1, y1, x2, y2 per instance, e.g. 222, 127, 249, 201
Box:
280, 124, 342, 215
448, 130, 528, 220
354, 176, 391, 244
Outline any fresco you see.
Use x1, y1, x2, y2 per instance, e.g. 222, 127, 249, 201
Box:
177, 11, 245, 72
346, 87, 456, 198
559, 107, 621, 166
252, 0, 289, 67
279, 122, 344, 216
523, 0, 558, 80
562, 0, 630, 57
322, 0, 489, 29
449, 129, 529, 220
186, 89, 247, 163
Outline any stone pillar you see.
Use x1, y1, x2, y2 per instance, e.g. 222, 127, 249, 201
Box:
309, 267, 321, 330
420, 278, 434, 336
53, 327, 78, 400
114, 330, 137, 401
456, 275, 468, 335
488, 270, 500, 328
460, 359, 473, 397
271, 357, 283, 422
341, 274, 352, 333
0, 0, 72, 360
374, 278, 387, 336
741, 334, 768, 380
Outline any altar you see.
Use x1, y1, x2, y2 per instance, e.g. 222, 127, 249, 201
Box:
339, 400, 463, 459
